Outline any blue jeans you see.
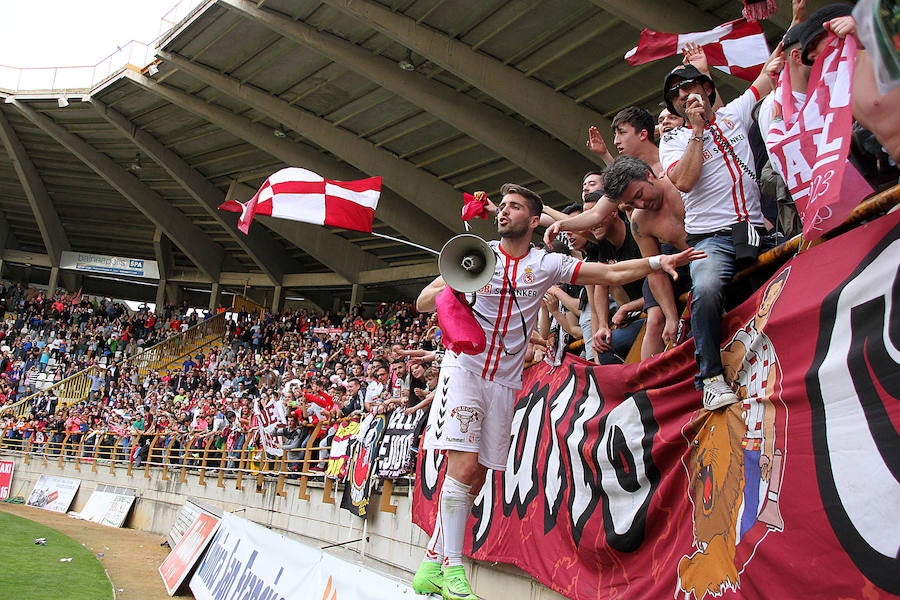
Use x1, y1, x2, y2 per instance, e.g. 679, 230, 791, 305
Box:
688, 236, 737, 388
595, 317, 646, 365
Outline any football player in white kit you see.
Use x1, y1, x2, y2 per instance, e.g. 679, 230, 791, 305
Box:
412, 183, 705, 599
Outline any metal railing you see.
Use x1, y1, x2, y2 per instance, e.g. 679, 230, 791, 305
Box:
3, 365, 105, 418
1, 312, 226, 418
0, 417, 403, 511
0, 0, 202, 94
127, 311, 227, 378
231, 294, 267, 318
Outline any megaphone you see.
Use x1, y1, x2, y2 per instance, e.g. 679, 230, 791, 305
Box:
438, 234, 496, 293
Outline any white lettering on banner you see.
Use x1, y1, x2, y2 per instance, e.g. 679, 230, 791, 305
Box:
543, 377, 576, 529
0, 462, 12, 474
808, 240, 900, 592
473, 371, 659, 553
779, 139, 812, 193
815, 112, 843, 158
766, 34, 860, 240
253, 398, 284, 457
504, 388, 543, 513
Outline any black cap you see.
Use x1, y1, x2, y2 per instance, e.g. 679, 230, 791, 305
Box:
662, 64, 716, 116
782, 22, 806, 49
800, 3, 853, 66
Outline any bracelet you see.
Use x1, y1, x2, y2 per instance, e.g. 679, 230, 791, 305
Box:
648, 255, 662, 271
689, 135, 704, 143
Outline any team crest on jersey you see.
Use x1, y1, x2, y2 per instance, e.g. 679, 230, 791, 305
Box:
523, 267, 536, 284
720, 117, 736, 130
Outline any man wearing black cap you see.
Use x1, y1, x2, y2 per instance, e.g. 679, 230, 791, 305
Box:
659, 48, 784, 411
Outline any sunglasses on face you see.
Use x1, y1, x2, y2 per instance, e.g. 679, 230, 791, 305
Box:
666, 79, 701, 100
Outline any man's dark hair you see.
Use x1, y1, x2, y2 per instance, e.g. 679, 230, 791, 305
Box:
561, 202, 582, 215
612, 107, 655, 139
347, 377, 361, 386
499, 183, 543, 216
602, 156, 654, 201
548, 239, 571, 255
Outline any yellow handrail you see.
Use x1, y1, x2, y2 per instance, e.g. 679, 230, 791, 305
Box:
3, 365, 104, 418
1, 312, 227, 418
127, 311, 227, 378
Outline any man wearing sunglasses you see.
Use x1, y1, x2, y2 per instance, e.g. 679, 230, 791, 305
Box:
412, 183, 705, 600
659, 47, 784, 413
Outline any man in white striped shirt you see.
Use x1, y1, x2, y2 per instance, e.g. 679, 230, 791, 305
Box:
412, 183, 704, 600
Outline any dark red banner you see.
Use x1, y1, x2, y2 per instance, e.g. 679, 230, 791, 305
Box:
414, 211, 900, 599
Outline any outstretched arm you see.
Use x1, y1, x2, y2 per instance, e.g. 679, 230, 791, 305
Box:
574, 247, 705, 287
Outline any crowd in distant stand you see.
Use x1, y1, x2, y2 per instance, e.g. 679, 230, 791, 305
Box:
0, 282, 445, 474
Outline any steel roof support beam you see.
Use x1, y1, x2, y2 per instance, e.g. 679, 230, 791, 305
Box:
11, 100, 224, 281
319, 0, 613, 155
218, 0, 593, 201
0, 108, 70, 265
158, 50, 490, 238
125, 70, 452, 256
90, 97, 291, 285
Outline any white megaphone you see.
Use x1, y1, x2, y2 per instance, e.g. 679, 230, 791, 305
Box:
438, 234, 497, 293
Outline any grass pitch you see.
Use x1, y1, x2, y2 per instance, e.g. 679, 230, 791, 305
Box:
0, 510, 113, 600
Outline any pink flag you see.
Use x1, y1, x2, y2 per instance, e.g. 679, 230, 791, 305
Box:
624, 18, 769, 81
219, 167, 381, 234
765, 34, 872, 240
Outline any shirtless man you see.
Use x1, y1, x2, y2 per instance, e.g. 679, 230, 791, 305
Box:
544, 106, 663, 245
602, 156, 689, 354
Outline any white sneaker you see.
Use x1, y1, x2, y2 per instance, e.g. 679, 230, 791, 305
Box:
702, 374, 739, 410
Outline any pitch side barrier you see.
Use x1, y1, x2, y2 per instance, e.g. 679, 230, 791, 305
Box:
0, 415, 405, 514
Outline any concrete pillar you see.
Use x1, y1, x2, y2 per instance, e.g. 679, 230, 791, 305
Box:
209, 282, 220, 312
47, 266, 60, 297
271, 285, 282, 313
350, 283, 363, 309
165, 283, 181, 307
155, 279, 167, 315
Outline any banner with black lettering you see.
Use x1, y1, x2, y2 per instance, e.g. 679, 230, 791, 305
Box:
413, 211, 900, 599
341, 413, 386, 517
377, 408, 426, 479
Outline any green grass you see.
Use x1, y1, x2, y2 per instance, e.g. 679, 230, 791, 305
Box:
0, 511, 113, 600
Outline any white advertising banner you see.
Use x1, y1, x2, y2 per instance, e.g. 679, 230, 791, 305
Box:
26, 475, 80, 513
71, 484, 136, 528
60, 250, 160, 279
190, 512, 411, 600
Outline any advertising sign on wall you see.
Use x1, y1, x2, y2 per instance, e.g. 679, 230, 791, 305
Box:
26, 475, 80, 513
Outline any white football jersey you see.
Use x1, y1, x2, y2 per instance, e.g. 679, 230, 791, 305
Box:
456, 242, 582, 388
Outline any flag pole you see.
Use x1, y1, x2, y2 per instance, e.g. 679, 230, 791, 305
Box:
370, 232, 440, 256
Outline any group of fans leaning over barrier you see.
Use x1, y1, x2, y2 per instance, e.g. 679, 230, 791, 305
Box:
1, 3, 899, 475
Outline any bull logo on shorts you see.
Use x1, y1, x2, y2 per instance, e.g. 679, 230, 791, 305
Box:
450, 406, 480, 433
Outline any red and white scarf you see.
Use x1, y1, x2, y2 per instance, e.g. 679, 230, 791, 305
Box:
766, 34, 871, 240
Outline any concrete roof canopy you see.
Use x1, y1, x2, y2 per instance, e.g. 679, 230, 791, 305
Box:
0, 0, 791, 307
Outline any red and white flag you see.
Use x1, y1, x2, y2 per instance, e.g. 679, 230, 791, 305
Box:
219, 167, 381, 234
766, 34, 872, 241
624, 18, 769, 81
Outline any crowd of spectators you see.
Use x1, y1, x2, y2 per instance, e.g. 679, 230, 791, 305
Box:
0, 284, 446, 474
1, 1, 897, 465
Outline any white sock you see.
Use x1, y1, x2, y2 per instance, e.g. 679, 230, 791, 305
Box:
424, 510, 443, 563
439, 476, 471, 568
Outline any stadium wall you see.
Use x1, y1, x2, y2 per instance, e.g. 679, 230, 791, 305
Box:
4, 454, 564, 600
